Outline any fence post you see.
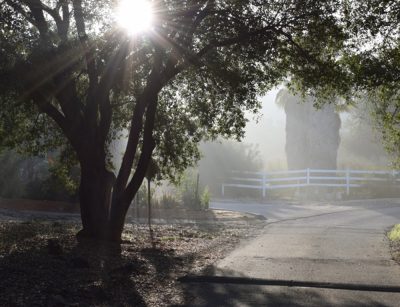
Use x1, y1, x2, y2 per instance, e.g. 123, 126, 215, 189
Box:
221, 184, 225, 197
262, 172, 266, 198
306, 168, 310, 185
346, 169, 350, 195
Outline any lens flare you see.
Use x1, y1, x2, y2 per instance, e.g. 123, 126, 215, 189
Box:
116, 0, 153, 34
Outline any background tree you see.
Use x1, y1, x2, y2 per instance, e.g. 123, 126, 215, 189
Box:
338, 100, 390, 169
289, 1, 400, 168
0, 149, 79, 201
340, 0, 400, 168
276, 89, 341, 170
0, 0, 345, 242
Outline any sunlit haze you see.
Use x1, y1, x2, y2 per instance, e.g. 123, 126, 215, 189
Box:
115, 0, 153, 34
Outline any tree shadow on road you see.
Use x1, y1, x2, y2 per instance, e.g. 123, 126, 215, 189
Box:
177, 267, 397, 307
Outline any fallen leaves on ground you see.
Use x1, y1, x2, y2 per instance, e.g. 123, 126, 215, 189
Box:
0, 218, 263, 306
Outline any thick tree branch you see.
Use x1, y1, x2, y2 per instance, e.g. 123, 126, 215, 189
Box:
114, 51, 163, 197
33, 94, 69, 135
38, 1, 62, 24
170, 26, 275, 73
122, 92, 158, 206
53, 72, 83, 122
37, 0, 70, 40
96, 44, 131, 144
199, 27, 274, 57
72, 0, 98, 126
186, 0, 214, 43
72, 0, 96, 78
23, 0, 50, 39
60, 1, 70, 39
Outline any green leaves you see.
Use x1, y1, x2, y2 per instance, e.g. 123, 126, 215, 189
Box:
0, 0, 351, 185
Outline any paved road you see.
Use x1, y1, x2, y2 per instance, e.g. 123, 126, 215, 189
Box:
182, 199, 400, 306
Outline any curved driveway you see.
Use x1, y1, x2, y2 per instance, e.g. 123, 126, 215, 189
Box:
183, 199, 400, 306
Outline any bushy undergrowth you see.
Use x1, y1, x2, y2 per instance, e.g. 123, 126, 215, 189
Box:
389, 224, 400, 241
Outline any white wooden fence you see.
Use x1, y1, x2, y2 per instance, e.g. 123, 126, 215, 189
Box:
221, 169, 400, 198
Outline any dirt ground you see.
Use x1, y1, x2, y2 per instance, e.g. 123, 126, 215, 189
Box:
390, 238, 400, 265
0, 205, 265, 306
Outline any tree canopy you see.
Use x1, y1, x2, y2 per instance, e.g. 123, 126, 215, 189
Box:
0, 0, 347, 241
348, 1, 400, 167
274, 1, 400, 168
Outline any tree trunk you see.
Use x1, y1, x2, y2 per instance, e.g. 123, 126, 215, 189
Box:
77, 164, 115, 241
107, 198, 129, 242
108, 92, 159, 242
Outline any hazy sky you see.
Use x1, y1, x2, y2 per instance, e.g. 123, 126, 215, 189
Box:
244, 89, 287, 169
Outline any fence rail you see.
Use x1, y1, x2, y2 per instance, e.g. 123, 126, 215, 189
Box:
221, 169, 400, 198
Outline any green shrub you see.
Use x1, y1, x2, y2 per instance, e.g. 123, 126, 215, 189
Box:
388, 224, 400, 241
0, 150, 78, 201
179, 171, 200, 209
158, 193, 181, 209
201, 186, 210, 209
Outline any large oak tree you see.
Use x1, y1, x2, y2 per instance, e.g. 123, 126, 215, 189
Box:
0, 0, 345, 241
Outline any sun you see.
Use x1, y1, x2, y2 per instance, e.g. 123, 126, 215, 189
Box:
115, 0, 154, 34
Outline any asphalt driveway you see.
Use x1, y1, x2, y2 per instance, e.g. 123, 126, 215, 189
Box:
181, 199, 400, 306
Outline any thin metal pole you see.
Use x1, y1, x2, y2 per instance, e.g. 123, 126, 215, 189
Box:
148, 178, 151, 228
195, 173, 200, 208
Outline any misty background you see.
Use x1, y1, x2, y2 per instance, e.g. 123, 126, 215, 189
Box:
197, 88, 390, 196
0, 88, 391, 202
